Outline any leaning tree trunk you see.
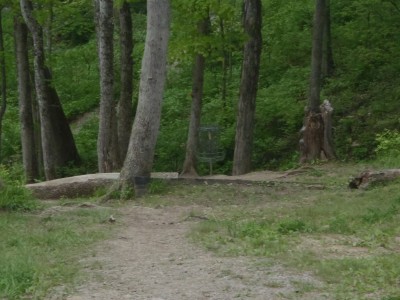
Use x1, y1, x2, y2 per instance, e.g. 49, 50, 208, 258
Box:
300, 0, 335, 163
96, 0, 120, 172
14, 16, 39, 183
181, 15, 211, 177
117, 1, 134, 163
232, 0, 262, 175
119, 0, 170, 197
20, 0, 80, 180
0, 8, 6, 163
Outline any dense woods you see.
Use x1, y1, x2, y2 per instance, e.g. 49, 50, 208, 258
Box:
0, 0, 399, 183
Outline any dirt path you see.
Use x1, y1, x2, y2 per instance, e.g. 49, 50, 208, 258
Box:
54, 205, 322, 300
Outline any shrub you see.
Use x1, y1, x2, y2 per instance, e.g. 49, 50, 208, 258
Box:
0, 166, 38, 212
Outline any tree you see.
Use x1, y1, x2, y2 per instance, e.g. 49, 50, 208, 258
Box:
322, 0, 334, 78
181, 13, 211, 176
0, 7, 6, 162
20, 0, 80, 180
299, 0, 335, 163
232, 0, 262, 175
118, 0, 170, 196
117, 1, 134, 163
14, 16, 39, 183
96, 0, 119, 172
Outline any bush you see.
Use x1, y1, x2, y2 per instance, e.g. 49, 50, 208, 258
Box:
374, 130, 400, 167
0, 166, 38, 212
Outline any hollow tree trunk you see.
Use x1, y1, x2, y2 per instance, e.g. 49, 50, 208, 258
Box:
20, 0, 80, 180
181, 14, 211, 177
232, 0, 262, 175
119, 0, 170, 197
117, 1, 134, 163
14, 16, 39, 183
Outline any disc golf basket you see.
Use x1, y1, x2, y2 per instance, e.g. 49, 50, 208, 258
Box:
196, 125, 225, 175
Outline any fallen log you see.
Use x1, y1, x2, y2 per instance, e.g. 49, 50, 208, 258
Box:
26, 172, 178, 199
349, 169, 400, 189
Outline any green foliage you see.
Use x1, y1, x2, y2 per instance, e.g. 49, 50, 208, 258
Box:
375, 130, 400, 162
1, 0, 400, 174
0, 165, 38, 212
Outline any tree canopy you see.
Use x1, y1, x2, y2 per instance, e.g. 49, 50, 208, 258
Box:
0, 0, 399, 179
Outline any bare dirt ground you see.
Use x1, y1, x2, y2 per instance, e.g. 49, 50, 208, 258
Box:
43, 165, 361, 300
46, 203, 324, 300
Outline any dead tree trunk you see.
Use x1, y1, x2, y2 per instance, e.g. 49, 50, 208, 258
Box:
300, 0, 335, 163
349, 169, 400, 189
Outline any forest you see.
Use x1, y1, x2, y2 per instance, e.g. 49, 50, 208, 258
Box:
0, 0, 399, 183
1, 1, 400, 299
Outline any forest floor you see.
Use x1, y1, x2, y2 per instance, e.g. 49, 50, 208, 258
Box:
54, 205, 321, 300
45, 164, 370, 300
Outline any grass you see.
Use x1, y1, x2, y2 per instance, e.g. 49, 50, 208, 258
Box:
0, 199, 116, 299
159, 163, 400, 299
1, 162, 399, 299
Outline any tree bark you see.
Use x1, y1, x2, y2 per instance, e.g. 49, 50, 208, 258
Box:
300, 0, 335, 163
117, 1, 134, 163
14, 16, 39, 183
20, 0, 80, 180
309, 0, 325, 113
0, 8, 6, 163
322, 0, 334, 78
181, 15, 211, 177
119, 0, 170, 197
96, 0, 120, 172
349, 169, 400, 189
232, 0, 262, 175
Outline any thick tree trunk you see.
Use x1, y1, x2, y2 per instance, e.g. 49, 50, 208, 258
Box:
181, 16, 210, 177
14, 16, 39, 183
96, 0, 120, 172
117, 1, 134, 163
0, 9, 6, 163
232, 0, 262, 175
20, 0, 80, 180
119, 0, 170, 197
300, 0, 335, 163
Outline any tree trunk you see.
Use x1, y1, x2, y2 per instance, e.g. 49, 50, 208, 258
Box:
232, 0, 262, 175
119, 0, 170, 197
117, 1, 134, 163
300, 0, 335, 163
14, 16, 39, 183
96, 0, 120, 172
0, 8, 6, 163
20, 0, 80, 180
181, 15, 210, 177
322, 0, 334, 78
